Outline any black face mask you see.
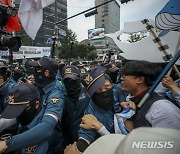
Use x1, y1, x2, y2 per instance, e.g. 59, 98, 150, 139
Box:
64, 79, 81, 102
92, 88, 114, 111
17, 101, 37, 126
34, 68, 54, 89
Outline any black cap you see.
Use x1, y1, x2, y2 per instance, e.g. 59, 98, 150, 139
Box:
0, 60, 7, 69
82, 66, 107, 97
27, 56, 59, 73
1, 83, 40, 119
104, 63, 119, 73
71, 61, 85, 67
62, 65, 80, 80
80, 68, 87, 75
90, 61, 99, 66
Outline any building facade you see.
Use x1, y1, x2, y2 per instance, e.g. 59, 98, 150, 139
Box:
14, 0, 67, 47
91, 0, 121, 60
95, 0, 120, 34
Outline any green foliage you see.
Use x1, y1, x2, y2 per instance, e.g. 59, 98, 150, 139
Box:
17, 30, 32, 46
59, 29, 96, 59
59, 43, 96, 59
63, 29, 78, 45
127, 32, 147, 43
87, 51, 98, 60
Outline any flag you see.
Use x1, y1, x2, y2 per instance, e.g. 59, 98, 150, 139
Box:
18, 0, 55, 40
0, 0, 21, 32
155, 0, 180, 37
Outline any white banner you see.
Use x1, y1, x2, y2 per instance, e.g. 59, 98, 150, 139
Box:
0, 46, 51, 59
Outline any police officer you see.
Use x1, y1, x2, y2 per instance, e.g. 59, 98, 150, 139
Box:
75, 66, 120, 152
61, 65, 90, 147
0, 61, 17, 113
0, 83, 53, 154
0, 57, 65, 154
104, 63, 119, 84
89, 61, 99, 70
28, 56, 65, 153
71, 61, 87, 78
104, 63, 127, 104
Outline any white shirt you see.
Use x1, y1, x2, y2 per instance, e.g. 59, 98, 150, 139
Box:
146, 99, 180, 130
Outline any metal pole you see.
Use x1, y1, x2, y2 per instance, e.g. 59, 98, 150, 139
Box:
51, 0, 58, 58
138, 49, 180, 108
56, 0, 114, 25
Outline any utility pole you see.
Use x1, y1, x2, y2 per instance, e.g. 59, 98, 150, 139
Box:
51, 0, 59, 58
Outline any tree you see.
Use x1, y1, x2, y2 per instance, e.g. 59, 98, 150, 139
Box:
59, 29, 96, 60
127, 32, 147, 43
87, 51, 98, 60
63, 29, 78, 45
59, 29, 78, 58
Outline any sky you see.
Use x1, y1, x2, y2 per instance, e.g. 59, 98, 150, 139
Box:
67, 0, 169, 42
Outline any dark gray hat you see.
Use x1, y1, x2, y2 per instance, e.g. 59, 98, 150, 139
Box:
82, 66, 107, 97
105, 63, 119, 72
62, 65, 80, 80
27, 56, 59, 73
1, 83, 40, 119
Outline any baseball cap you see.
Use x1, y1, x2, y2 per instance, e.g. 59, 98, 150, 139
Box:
82, 66, 107, 97
71, 61, 85, 67
1, 83, 40, 119
105, 63, 119, 72
0, 60, 7, 69
27, 56, 59, 73
62, 65, 80, 80
90, 61, 99, 66
80, 68, 87, 75
84, 127, 180, 154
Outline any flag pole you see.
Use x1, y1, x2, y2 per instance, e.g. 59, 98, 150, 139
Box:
138, 49, 180, 108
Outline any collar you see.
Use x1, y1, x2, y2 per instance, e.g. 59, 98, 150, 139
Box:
27, 107, 45, 129
133, 88, 149, 98
130, 88, 149, 105
42, 80, 56, 94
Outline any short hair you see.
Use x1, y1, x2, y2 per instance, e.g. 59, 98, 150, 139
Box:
121, 60, 161, 86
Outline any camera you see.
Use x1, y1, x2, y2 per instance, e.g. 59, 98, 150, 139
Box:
0, 3, 21, 52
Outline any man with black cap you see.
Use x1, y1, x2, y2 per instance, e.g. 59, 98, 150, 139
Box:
71, 61, 87, 78
104, 63, 127, 104
8, 56, 65, 154
69, 66, 122, 153
0, 61, 17, 113
0, 61, 18, 141
89, 61, 99, 70
0, 83, 54, 153
61, 65, 90, 148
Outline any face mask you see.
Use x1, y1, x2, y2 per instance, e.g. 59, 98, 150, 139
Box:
92, 88, 114, 111
34, 68, 54, 89
17, 101, 37, 126
64, 79, 81, 102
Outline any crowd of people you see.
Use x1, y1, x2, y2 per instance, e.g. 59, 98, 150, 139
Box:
0, 56, 179, 154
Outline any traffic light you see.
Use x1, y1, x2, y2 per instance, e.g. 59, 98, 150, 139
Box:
85, 9, 98, 17
121, 0, 134, 4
